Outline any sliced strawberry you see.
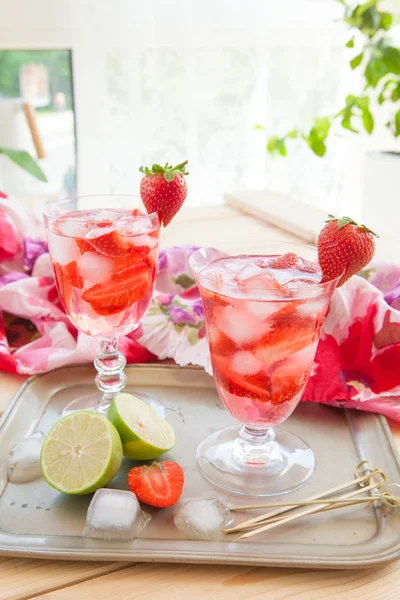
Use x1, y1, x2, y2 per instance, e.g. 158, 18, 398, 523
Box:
75, 238, 93, 254
208, 327, 238, 356
64, 261, 83, 288
202, 288, 230, 306
128, 461, 184, 508
269, 370, 307, 404
82, 261, 152, 315
87, 230, 132, 257
112, 246, 151, 274
213, 355, 271, 401
52, 263, 74, 312
255, 311, 319, 365
268, 252, 301, 269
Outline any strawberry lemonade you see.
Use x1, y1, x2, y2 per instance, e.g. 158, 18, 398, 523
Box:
190, 245, 340, 496
46, 208, 159, 337
199, 253, 332, 427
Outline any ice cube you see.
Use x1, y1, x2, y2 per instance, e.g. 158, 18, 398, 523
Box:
132, 233, 157, 249
8, 432, 45, 484
174, 498, 233, 541
245, 300, 283, 320
58, 219, 88, 239
217, 308, 268, 345
231, 351, 263, 376
283, 278, 318, 290
85, 226, 116, 240
117, 218, 153, 237
88, 210, 122, 223
297, 295, 327, 317
235, 263, 264, 283
84, 489, 150, 540
79, 252, 114, 284
47, 231, 79, 265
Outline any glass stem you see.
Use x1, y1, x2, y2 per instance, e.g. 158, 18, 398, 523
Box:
232, 425, 280, 467
94, 336, 127, 410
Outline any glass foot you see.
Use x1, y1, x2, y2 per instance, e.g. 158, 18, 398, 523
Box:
196, 425, 315, 497
62, 390, 165, 419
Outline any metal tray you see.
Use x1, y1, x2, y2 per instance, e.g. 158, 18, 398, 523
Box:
0, 364, 400, 569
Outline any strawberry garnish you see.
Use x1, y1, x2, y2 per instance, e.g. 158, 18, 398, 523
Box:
82, 261, 152, 315
139, 160, 188, 226
318, 216, 377, 287
128, 461, 184, 508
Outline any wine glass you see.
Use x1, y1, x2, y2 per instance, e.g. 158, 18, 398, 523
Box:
43, 195, 160, 416
190, 242, 341, 496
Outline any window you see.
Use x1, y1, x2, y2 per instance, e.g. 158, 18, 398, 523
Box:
0, 49, 76, 203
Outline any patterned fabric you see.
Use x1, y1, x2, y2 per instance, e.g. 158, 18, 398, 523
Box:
1, 192, 400, 421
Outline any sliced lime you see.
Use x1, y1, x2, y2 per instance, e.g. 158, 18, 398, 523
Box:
40, 411, 123, 495
107, 393, 175, 460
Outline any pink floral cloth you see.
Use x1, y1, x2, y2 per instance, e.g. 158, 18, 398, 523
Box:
1, 193, 400, 421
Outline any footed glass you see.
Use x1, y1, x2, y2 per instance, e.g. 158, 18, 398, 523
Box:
190, 243, 340, 496
43, 195, 160, 416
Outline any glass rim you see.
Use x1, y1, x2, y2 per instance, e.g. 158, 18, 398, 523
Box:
189, 245, 343, 296
43, 194, 159, 224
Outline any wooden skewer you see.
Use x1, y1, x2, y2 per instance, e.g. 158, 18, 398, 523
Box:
224, 471, 372, 534
233, 498, 374, 532
235, 481, 380, 540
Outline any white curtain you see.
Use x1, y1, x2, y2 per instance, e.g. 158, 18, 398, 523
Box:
70, 0, 353, 212
2, 0, 381, 217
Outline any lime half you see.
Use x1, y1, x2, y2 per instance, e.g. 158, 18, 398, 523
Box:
107, 393, 175, 460
40, 411, 123, 495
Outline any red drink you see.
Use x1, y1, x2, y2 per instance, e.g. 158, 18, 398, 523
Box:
199, 254, 332, 427
47, 209, 159, 337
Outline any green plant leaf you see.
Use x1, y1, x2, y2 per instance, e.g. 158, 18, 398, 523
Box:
391, 83, 400, 102
0, 148, 47, 182
350, 52, 363, 69
382, 46, 400, 75
253, 123, 264, 131
362, 109, 374, 133
354, 0, 377, 17
346, 37, 355, 48
309, 139, 327, 157
395, 110, 400, 137
312, 116, 332, 138
267, 136, 287, 156
365, 56, 389, 87
341, 112, 359, 133
355, 95, 369, 110
287, 129, 298, 139
380, 12, 393, 30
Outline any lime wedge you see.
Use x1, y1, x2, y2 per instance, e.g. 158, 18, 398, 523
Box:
107, 393, 175, 460
40, 411, 123, 495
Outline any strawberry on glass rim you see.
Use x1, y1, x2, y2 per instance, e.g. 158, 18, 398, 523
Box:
139, 160, 189, 226
318, 215, 377, 287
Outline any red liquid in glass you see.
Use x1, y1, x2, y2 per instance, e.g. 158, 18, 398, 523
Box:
199, 255, 331, 427
47, 209, 159, 337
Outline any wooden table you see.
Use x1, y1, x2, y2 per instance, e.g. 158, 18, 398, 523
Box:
1, 205, 399, 600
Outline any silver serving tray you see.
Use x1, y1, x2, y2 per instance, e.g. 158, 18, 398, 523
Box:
0, 364, 400, 568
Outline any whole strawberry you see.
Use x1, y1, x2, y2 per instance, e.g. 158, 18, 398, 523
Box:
139, 160, 188, 226
318, 215, 377, 287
